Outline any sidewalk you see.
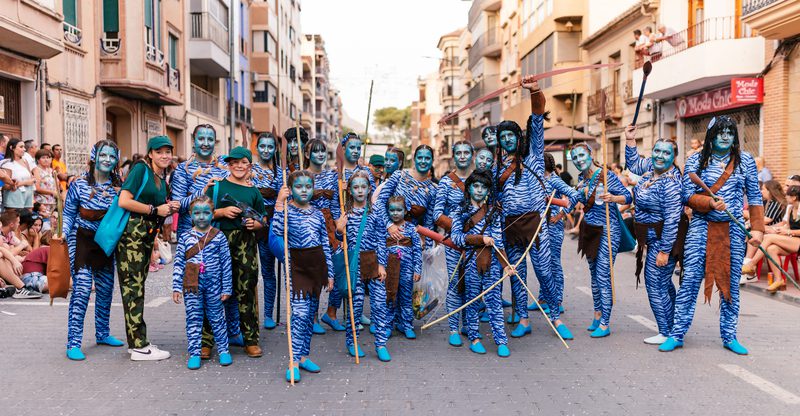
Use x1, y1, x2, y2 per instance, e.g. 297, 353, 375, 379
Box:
741, 277, 800, 307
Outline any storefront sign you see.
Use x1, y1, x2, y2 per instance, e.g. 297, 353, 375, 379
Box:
731, 78, 764, 104
677, 83, 759, 118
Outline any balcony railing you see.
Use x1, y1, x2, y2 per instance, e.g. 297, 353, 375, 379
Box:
468, 76, 500, 103
191, 84, 219, 118
101, 37, 121, 55
168, 67, 180, 91
587, 86, 622, 119
635, 16, 754, 68
742, 0, 783, 16
254, 90, 269, 103
63, 22, 82, 46
146, 44, 165, 65
468, 29, 500, 68
190, 12, 229, 53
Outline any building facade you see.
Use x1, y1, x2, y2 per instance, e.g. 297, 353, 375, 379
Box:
300, 34, 341, 150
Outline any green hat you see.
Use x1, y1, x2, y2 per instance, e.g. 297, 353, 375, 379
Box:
224, 146, 252, 163
147, 135, 173, 152
369, 154, 385, 167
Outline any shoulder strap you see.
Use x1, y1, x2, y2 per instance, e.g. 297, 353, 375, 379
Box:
707, 159, 735, 194
497, 161, 518, 188
185, 228, 220, 260
448, 172, 465, 192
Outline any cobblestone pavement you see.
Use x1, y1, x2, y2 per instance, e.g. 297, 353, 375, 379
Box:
2, 238, 799, 415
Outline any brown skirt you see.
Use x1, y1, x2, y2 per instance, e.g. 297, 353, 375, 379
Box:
289, 246, 329, 299
74, 227, 114, 272
577, 222, 604, 261
359, 250, 379, 280
385, 253, 401, 302
504, 211, 541, 248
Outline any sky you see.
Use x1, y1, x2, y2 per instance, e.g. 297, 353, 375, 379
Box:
301, 0, 472, 131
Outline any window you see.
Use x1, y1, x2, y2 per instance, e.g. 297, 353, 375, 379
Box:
253, 31, 276, 54
522, 0, 553, 37
290, 65, 296, 83
556, 31, 580, 62
289, 26, 295, 42
290, 104, 296, 120
145, 0, 162, 48
521, 34, 553, 89
210, 0, 228, 29
169, 34, 178, 68
63, 0, 77, 26
103, 0, 118, 37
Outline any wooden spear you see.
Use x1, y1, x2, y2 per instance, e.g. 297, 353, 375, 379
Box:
279, 129, 295, 385
599, 90, 616, 305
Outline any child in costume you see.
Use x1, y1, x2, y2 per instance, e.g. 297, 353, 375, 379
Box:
383, 195, 423, 340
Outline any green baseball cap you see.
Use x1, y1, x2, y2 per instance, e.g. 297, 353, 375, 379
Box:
146, 135, 173, 152
369, 154, 385, 167
224, 146, 253, 163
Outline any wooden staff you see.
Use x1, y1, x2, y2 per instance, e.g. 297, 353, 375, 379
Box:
296, 121, 304, 171
336, 146, 360, 364
364, 80, 374, 141
599, 90, 616, 304
278, 129, 295, 385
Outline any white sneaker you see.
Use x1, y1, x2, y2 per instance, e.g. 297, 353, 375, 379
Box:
644, 334, 668, 345
12, 288, 42, 299
130, 344, 171, 361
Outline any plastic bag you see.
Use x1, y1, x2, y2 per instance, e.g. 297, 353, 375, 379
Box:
413, 244, 448, 319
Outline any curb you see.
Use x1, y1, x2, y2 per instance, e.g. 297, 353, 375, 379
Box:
740, 283, 800, 307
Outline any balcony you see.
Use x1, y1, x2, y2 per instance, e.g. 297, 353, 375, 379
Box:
0, 0, 63, 59
742, 0, 800, 39
301, 80, 312, 95
62, 22, 82, 47
587, 86, 622, 121
633, 17, 764, 100
190, 84, 219, 118
468, 29, 501, 68
252, 101, 279, 132
468, 76, 500, 103
468, 0, 502, 29
100, 47, 179, 106
168, 67, 181, 92
189, 12, 230, 77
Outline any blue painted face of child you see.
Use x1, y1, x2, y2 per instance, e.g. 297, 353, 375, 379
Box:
291, 176, 314, 204
345, 139, 362, 163
191, 202, 214, 231
96, 145, 118, 173
388, 202, 406, 224
350, 177, 369, 203
469, 181, 489, 203
310, 147, 327, 167
257, 136, 276, 162
414, 149, 433, 174
193, 127, 216, 159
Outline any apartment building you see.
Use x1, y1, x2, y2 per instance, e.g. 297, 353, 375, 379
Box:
466, 0, 503, 148
436, 28, 463, 168
301, 34, 341, 150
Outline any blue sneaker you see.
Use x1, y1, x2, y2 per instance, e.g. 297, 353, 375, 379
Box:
659, 337, 684, 352
263, 317, 277, 330
96, 335, 125, 347
312, 323, 326, 335
556, 323, 574, 340
187, 356, 202, 370
506, 312, 520, 324
385, 328, 393, 339
587, 318, 600, 331
497, 344, 510, 357
590, 326, 611, 338
404, 328, 417, 340
559, 305, 565, 313
219, 352, 232, 366
361, 315, 372, 326
479, 311, 490, 322
469, 341, 487, 354
528, 302, 550, 314
285, 366, 301, 382
321, 314, 346, 331
369, 323, 376, 334
66, 347, 85, 361
299, 359, 321, 373
510, 324, 532, 338
723, 340, 748, 355
502, 299, 513, 308
229, 334, 245, 347
376, 347, 392, 362
347, 344, 365, 358
448, 332, 463, 347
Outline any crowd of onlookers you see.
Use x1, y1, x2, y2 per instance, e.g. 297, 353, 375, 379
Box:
633, 24, 684, 67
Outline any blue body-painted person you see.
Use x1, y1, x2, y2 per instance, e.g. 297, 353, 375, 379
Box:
334, 171, 388, 360
383, 195, 423, 340
572, 142, 633, 338
624, 125, 683, 345
283, 127, 308, 174
660, 116, 764, 355
172, 196, 233, 370
451, 169, 515, 357
64, 140, 125, 361
273, 170, 335, 382
432, 140, 474, 346
251, 132, 283, 330
371, 147, 405, 206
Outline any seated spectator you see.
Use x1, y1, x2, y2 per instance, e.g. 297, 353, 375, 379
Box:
20, 246, 48, 293
1, 210, 30, 257
783, 175, 800, 194
0, 210, 42, 298
762, 180, 787, 227
20, 214, 46, 250
686, 138, 703, 158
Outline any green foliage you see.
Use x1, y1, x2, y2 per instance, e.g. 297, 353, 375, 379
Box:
373, 106, 411, 131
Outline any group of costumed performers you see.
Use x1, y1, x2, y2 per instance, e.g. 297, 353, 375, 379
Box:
57, 76, 764, 381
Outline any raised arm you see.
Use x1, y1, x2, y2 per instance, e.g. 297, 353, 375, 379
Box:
625, 144, 652, 176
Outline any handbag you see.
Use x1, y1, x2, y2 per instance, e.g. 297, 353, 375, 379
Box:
46, 190, 70, 303
616, 208, 637, 253
334, 208, 368, 298
94, 168, 149, 256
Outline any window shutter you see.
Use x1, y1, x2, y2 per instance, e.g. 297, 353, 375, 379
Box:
103, 0, 119, 32
144, 0, 153, 29
63, 0, 77, 26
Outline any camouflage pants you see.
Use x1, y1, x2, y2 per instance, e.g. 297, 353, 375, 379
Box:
203, 229, 260, 347
116, 216, 158, 349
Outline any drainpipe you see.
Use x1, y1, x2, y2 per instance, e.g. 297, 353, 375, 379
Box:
38, 60, 46, 144
228, 0, 236, 151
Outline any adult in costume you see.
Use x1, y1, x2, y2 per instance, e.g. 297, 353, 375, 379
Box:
660, 116, 763, 355
481, 126, 497, 150
624, 125, 683, 344
283, 127, 307, 173
64, 140, 125, 360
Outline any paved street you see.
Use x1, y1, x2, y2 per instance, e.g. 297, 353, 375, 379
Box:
2, 238, 799, 415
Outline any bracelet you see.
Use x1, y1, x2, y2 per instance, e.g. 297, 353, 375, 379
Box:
148, 205, 156, 216
530, 88, 542, 94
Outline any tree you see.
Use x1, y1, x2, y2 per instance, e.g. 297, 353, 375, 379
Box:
373, 106, 411, 132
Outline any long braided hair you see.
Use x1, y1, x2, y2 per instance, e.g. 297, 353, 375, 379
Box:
698, 115, 741, 175
494, 120, 526, 186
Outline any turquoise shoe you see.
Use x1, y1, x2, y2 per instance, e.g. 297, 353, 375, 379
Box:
723, 340, 748, 355
590, 327, 611, 338
66, 347, 85, 361
659, 337, 683, 352
369, 323, 376, 334
506, 312, 521, 324
559, 305, 565, 313
312, 323, 326, 335
376, 347, 392, 362
587, 318, 600, 331
497, 344, 510, 357
385, 328, 393, 339
460, 327, 482, 339
347, 344, 366, 358
321, 314, 346, 331
263, 317, 277, 330
299, 359, 321, 373
219, 352, 232, 366
556, 323, 574, 340
502, 299, 513, 308
479, 311, 490, 322
285, 366, 301, 382
528, 302, 549, 314
229, 334, 245, 347
187, 356, 202, 370
361, 315, 372, 326
96, 335, 125, 347
469, 341, 487, 354
510, 324, 532, 338
404, 328, 417, 340
448, 332, 463, 347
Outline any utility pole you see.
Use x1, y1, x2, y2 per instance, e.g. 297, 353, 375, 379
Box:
228, 0, 236, 150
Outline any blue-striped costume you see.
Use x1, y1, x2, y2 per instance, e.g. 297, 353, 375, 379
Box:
63, 176, 117, 349
172, 229, 233, 357
385, 224, 422, 332
575, 169, 632, 327
342, 166, 376, 192
311, 169, 342, 312
339, 207, 387, 349
271, 204, 334, 363
496, 113, 560, 323
626, 145, 682, 336
376, 170, 437, 236
670, 152, 762, 343
251, 162, 282, 322
451, 205, 508, 346
538, 173, 580, 309
171, 159, 228, 235
432, 172, 468, 333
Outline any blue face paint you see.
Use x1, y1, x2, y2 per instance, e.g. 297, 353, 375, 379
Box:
385, 152, 401, 176
344, 139, 362, 164
291, 176, 314, 204
651, 141, 675, 172
193, 127, 216, 159
96, 145, 119, 173
288, 138, 300, 157
571, 146, 593, 173
414, 149, 433, 174
350, 177, 369, 204
453, 144, 473, 170
388, 201, 406, 224
257, 136, 276, 163
191, 202, 213, 231
483, 130, 497, 148
310, 148, 327, 167
469, 182, 489, 204
475, 149, 494, 171
499, 130, 518, 153
713, 127, 734, 154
